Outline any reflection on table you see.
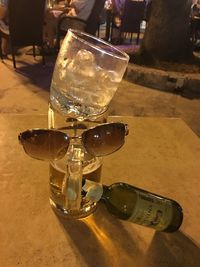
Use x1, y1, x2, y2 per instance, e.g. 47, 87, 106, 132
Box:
1, 115, 200, 266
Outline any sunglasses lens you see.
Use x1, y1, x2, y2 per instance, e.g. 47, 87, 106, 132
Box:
82, 123, 127, 157
19, 129, 69, 160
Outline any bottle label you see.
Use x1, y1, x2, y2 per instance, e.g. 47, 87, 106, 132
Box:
128, 190, 173, 231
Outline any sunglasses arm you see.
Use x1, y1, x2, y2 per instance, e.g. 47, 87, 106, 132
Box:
61, 145, 84, 211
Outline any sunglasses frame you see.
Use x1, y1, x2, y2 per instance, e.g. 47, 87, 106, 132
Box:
18, 122, 129, 160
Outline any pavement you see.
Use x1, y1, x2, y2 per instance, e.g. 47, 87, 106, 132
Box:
0, 48, 200, 137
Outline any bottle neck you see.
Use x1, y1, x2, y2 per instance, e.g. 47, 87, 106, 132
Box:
101, 185, 109, 201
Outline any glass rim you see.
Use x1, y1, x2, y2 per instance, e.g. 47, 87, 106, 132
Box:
67, 28, 130, 62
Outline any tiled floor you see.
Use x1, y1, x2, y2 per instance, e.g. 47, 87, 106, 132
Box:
0, 47, 200, 137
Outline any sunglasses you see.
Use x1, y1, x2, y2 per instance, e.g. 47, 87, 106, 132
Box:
18, 122, 129, 161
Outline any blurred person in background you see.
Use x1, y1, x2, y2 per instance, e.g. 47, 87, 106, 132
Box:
67, 0, 95, 19
191, 0, 200, 46
44, 0, 95, 50
191, 0, 200, 18
0, 0, 9, 56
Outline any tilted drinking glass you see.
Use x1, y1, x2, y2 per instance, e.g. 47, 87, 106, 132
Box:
50, 29, 129, 120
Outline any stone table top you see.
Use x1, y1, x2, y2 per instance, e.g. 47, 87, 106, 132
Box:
1, 115, 200, 267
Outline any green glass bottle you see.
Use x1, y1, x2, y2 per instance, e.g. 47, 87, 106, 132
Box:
83, 181, 183, 232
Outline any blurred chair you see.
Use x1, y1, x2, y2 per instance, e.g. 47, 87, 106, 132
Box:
111, 0, 146, 45
56, 0, 106, 50
85, 0, 106, 35
190, 17, 200, 45
4, 0, 46, 68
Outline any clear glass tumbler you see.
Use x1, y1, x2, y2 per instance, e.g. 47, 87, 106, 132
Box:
50, 29, 129, 120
